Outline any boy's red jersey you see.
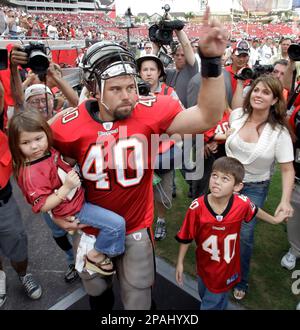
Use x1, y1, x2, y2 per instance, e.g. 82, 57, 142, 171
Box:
176, 194, 258, 293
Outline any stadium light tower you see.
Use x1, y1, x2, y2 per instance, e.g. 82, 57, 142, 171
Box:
124, 7, 133, 45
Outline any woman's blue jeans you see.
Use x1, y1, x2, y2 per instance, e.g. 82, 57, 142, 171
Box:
235, 180, 270, 292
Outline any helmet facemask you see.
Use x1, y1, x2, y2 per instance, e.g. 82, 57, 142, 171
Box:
80, 42, 138, 96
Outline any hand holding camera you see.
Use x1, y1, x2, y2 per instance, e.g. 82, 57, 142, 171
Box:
10, 45, 29, 68
234, 65, 274, 81
148, 4, 185, 46
11, 42, 50, 75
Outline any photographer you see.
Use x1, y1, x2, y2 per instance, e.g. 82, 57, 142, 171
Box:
231, 61, 287, 110
136, 54, 179, 241
166, 29, 199, 197
9, 44, 78, 111
225, 40, 251, 94
151, 12, 198, 197
8, 45, 80, 284
164, 29, 198, 108
150, 9, 197, 107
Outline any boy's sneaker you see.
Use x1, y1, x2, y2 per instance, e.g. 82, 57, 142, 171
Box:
64, 264, 79, 283
154, 219, 167, 241
281, 250, 297, 270
0, 270, 6, 307
19, 273, 42, 300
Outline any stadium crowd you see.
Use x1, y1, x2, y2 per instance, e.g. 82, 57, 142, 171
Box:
0, 5, 300, 311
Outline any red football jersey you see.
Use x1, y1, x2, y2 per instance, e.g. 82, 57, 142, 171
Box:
176, 193, 258, 293
0, 129, 12, 188
51, 97, 182, 234
18, 148, 85, 218
204, 110, 230, 144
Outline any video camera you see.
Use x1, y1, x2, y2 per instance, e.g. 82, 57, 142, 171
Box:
21, 42, 50, 75
137, 80, 151, 96
0, 49, 8, 70
234, 64, 274, 81
288, 43, 300, 61
148, 4, 184, 46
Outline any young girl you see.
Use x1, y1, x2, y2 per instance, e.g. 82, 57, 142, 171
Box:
8, 109, 126, 276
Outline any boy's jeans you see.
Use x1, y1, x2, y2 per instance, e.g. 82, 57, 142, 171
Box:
197, 276, 228, 310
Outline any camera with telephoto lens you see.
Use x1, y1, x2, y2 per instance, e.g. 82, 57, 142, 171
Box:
234, 64, 274, 80
288, 43, 300, 61
148, 4, 184, 45
21, 42, 49, 74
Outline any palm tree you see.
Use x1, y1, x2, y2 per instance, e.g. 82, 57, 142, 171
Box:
184, 12, 195, 22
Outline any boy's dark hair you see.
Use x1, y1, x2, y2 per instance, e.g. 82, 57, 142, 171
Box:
212, 157, 245, 184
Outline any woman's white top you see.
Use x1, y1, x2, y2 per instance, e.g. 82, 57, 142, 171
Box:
225, 108, 294, 182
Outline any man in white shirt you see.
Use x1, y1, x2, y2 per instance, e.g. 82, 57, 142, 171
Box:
260, 37, 273, 65
249, 38, 261, 67
47, 20, 58, 40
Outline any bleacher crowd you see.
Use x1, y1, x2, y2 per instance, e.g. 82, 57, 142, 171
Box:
0, 5, 300, 311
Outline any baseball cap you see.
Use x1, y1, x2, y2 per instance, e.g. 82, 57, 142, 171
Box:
233, 40, 250, 56
25, 84, 53, 102
136, 54, 166, 78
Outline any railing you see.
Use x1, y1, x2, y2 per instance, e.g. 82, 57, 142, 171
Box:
0, 39, 85, 49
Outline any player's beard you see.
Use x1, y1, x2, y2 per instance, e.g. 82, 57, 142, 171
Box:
113, 103, 135, 120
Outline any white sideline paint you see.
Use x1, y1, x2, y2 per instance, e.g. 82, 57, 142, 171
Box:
48, 255, 242, 310
48, 256, 199, 310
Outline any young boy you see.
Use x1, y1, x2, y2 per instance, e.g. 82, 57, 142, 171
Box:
175, 156, 287, 310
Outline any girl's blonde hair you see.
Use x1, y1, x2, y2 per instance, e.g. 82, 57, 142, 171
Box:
8, 109, 53, 177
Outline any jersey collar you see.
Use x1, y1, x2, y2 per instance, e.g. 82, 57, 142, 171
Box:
204, 193, 234, 220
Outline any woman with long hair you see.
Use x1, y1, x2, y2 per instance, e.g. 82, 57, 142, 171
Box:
226, 75, 295, 300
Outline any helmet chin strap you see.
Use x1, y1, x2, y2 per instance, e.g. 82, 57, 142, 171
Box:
99, 80, 111, 112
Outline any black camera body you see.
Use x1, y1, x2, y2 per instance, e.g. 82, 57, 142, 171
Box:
288, 43, 300, 61
138, 80, 151, 96
22, 42, 49, 74
149, 23, 174, 46
0, 49, 8, 70
234, 64, 274, 80
148, 4, 184, 45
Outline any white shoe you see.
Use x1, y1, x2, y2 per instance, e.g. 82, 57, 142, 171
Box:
296, 302, 300, 310
0, 270, 7, 307
281, 250, 297, 270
